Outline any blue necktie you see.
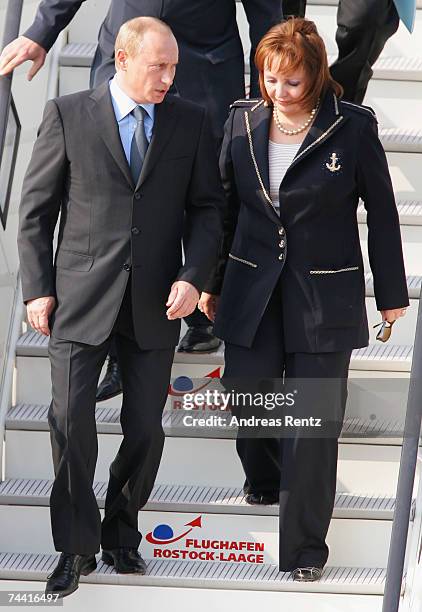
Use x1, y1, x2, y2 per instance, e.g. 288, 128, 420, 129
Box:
130, 105, 149, 184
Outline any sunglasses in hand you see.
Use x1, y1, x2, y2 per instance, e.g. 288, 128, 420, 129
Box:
373, 320, 395, 343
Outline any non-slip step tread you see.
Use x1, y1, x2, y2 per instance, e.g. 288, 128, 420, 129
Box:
0, 552, 389, 594
0, 478, 408, 520
6, 402, 407, 442
364, 273, 420, 298
358, 199, 422, 226
379, 127, 422, 152
15, 333, 414, 370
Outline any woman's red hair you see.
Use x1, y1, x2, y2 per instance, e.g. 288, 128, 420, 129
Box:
255, 18, 343, 110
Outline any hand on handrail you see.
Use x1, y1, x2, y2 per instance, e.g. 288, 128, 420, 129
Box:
0, 35, 46, 81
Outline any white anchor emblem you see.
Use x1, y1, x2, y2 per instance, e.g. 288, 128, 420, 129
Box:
325, 152, 341, 173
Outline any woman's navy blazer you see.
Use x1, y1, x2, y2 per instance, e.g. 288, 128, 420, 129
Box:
207, 88, 409, 353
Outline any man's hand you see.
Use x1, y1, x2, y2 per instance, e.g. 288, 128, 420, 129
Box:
198, 292, 219, 322
0, 36, 47, 80
27, 296, 56, 336
166, 281, 200, 320
381, 307, 407, 323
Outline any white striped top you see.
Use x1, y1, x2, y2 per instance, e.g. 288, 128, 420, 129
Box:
268, 140, 301, 213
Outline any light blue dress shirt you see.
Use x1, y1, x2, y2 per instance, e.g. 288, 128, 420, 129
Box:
109, 75, 155, 165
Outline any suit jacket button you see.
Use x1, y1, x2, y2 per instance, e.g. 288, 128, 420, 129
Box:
134, 193, 141, 200
123, 263, 132, 271
279, 240, 285, 248
278, 253, 284, 260
131, 227, 140, 235
278, 228, 285, 236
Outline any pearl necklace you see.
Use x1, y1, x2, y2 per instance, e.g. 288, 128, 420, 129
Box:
273, 103, 318, 136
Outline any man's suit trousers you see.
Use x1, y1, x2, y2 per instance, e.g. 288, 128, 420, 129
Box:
223, 281, 352, 571
47, 279, 174, 554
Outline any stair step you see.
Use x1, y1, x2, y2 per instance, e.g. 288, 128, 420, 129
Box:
360, 222, 422, 276
358, 200, 422, 226
379, 128, 422, 153
364, 273, 421, 298
60, 43, 422, 83
0, 504, 401, 566
0, 478, 410, 521
15, 333, 414, 372
4, 429, 403, 489
0, 581, 390, 612
0, 581, 388, 611
331, 56, 422, 82
5, 403, 407, 444
0, 553, 392, 595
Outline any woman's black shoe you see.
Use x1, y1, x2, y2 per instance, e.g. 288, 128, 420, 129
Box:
245, 491, 278, 505
102, 548, 147, 574
45, 552, 97, 598
291, 566, 323, 582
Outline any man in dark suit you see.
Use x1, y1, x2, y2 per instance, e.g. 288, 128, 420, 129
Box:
282, 0, 400, 104
0, 0, 283, 398
18, 17, 223, 598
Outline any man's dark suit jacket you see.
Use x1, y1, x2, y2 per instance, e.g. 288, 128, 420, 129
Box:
18, 82, 224, 349
206, 90, 409, 353
24, 0, 283, 140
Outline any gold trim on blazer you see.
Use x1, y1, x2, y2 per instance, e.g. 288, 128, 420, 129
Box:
243, 92, 347, 224
309, 266, 359, 275
229, 253, 258, 268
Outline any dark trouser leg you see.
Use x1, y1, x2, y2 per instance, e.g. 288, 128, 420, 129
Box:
101, 335, 174, 550
184, 308, 212, 328
108, 336, 117, 360
223, 284, 285, 494
282, 0, 307, 17
48, 335, 110, 554
90, 48, 116, 88
278, 350, 352, 571
330, 0, 399, 103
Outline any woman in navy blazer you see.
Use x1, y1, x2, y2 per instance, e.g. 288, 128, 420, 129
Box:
200, 18, 409, 581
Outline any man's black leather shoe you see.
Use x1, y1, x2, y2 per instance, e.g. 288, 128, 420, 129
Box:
177, 325, 221, 353
102, 548, 147, 574
245, 491, 279, 505
45, 553, 97, 598
96, 356, 122, 402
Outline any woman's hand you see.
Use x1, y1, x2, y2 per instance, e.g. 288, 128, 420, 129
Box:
380, 308, 407, 323
198, 292, 220, 322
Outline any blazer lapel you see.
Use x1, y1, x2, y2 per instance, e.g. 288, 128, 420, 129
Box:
287, 91, 347, 174
243, 101, 280, 221
135, 96, 179, 190
89, 82, 134, 189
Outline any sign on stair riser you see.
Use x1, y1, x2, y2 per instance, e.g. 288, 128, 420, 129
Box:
0, 505, 396, 568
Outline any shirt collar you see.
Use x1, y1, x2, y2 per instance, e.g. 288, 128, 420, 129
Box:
109, 74, 155, 122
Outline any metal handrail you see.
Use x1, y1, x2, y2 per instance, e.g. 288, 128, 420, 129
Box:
0, 0, 23, 167
382, 289, 422, 612
0, 0, 24, 478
